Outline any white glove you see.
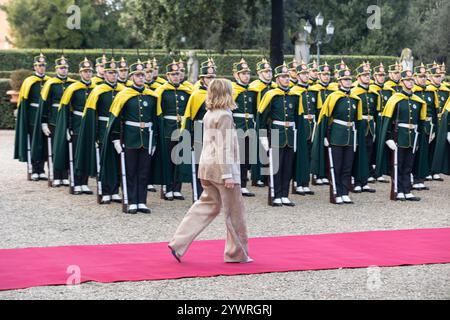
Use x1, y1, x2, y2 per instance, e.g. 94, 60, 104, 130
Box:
324, 137, 329, 147
386, 139, 397, 151
66, 129, 72, 141
42, 123, 51, 136
447, 133, 450, 144
151, 146, 156, 156
260, 137, 269, 151
113, 140, 123, 154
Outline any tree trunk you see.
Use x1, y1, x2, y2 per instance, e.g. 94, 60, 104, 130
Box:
270, 0, 284, 68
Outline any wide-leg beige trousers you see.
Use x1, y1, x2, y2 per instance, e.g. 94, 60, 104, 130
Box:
168, 179, 250, 262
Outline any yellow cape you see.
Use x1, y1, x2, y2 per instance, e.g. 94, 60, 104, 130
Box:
317, 90, 363, 124
83, 83, 125, 115
258, 88, 304, 115
58, 81, 96, 110
109, 87, 160, 118
181, 88, 208, 130
154, 81, 192, 113
382, 92, 427, 119
40, 77, 76, 101
17, 75, 50, 107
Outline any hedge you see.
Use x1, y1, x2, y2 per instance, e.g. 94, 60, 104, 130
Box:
0, 49, 399, 76
0, 79, 15, 129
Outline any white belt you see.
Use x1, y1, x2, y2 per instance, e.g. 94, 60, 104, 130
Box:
333, 119, 355, 127
426, 117, 433, 122
194, 120, 203, 124
273, 120, 295, 127
164, 115, 184, 121
30, 103, 39, 108
398, 123, 418, 130
362, 115, 374, 121
72, 111, 83, 117
125, 121, 152, 128
98, 116, 109, 122
233, 113, 254, 119
304, 114, 316, 120
52, 103, 59, 108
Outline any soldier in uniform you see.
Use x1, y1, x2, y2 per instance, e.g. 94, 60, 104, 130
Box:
308, 60, 319, 85
144, 59, 160, 91
248, 58, 277, 187
384, 62, 403, 93
257, 62, 308, 207
287, 59, 299, 87
309, 62, 335, 185
411, 63, 439, 190
117, 57, 130, 86
152, 58, 167, 86
350, 62, 378, 193
329, 60, 347, 91
53, 57, 96, 195
181, 58, 217, 201
92, 54, 108, 86
231, 58, 259, 197
431, 99, 450, 176
75, 59, 125, 204
291, 60, 319, 196
101, 60, 162, 214
178, 59, 194, 90
155, 61, 192, 201
32, 55, 76, 187
376, 70, 427, 201
14, 53, 50, 181
369, 63, 390, 183
312, 67, 364, 205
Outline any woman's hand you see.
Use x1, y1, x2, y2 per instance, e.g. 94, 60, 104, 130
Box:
224, 179, 235, 189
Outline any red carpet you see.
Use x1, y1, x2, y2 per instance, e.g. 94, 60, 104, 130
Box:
1, 228, 450, 291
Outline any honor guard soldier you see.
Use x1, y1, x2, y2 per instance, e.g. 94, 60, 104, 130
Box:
312, 67, 364, 205
424, 63, 448, 181
287, 58, 299, 87
329, 60, 347, 91
384, 62, 403, 93
291, 60, 319, 196
257, 62, 308, 207
351, 62, 378, 192
75, 59, 125, 204
411, 63, 439, 189
144, 58, 160, 90
117, 57, 130, 86
152, 58, 167, 86
101, 60, 162, 214
232, 58, 259, 197
369, 63, 390, 183
376, 69, 427, 202
308, 60, 319, 85
431, 100, 450, 176
155, 60, 192, 201
32, 55, 76, 187
309, 62, 335, 185
14, 52, 50, 181
181, 58, 217, 201
249, 58, 277, 187
53, 57, 96, 195
92, 54, 108, 86
178, 59, 194, 90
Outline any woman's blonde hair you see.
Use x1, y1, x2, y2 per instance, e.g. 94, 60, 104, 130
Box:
206, 78, 237, 110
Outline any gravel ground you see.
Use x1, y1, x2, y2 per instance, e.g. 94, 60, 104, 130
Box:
0, 129, 449, 300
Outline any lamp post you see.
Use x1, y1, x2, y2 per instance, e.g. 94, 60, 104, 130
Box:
304, 13, 335, 65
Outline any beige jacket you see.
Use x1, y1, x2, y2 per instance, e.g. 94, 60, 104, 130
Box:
198, 108, 241, 184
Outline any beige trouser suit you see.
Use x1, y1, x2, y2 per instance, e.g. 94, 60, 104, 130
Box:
169, 108, 250, 262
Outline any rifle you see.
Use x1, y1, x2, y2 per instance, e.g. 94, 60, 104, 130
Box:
26, 134, 32, 181
95, 144, 103, 204
119, 122, 129, 213
268, 147, 275, 206
327, 138, 338, 204
47, 136, 54, 187
390, 119, 399, 201
68, 133, 75, 194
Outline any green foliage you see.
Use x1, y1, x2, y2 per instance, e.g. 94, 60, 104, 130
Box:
2, 0, 131, 49
0, 79, 15, 129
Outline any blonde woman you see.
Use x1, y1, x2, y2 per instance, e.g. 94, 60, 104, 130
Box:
168, 78, 252, 263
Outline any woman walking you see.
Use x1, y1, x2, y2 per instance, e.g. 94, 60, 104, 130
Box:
168, 78, 252, 263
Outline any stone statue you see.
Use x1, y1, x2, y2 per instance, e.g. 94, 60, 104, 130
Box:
293, 19, 311, 63
400, 48, 414, 72
187, 50, 199, 84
